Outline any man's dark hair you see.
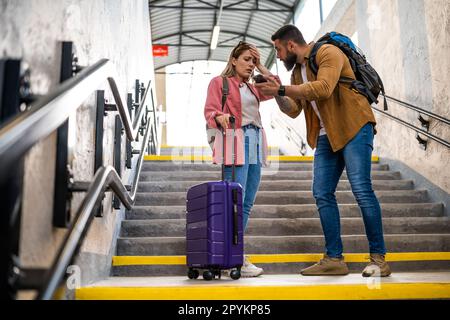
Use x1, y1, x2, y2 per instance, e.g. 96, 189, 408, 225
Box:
271, 25, 306, 45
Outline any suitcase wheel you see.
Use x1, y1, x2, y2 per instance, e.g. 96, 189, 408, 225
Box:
230, 269, 241, 280
202, 270, 214, 281
187, 268, 199, 279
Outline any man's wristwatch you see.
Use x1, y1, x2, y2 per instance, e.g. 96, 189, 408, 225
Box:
278, 85, 286, 96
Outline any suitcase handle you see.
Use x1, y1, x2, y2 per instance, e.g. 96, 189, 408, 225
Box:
221, 116, 238, 245
221, 116, 236, 181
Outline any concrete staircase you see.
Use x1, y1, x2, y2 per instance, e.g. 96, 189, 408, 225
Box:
112, 154, 450, 277
75, 149, 450, 300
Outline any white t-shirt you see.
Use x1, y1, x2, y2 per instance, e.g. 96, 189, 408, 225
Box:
240, 83, 262, 128
301, 63, 326, 136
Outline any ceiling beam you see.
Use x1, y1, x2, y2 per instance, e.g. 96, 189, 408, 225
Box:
154, 29, 273, 46
270, 0, 293, 10
193, 0, 216, 8
153, 43, 273, 48
148, 5, 291, 12
181, 32, 209, 46
243, 0, 257, 42
218, 34, 244, 46
178, 0, 184, 63
207, 0, 221, 61
224, 0, 249, 9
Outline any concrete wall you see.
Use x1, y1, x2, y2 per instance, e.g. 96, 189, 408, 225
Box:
0, 0, 155, 292
355, 0, 450, 214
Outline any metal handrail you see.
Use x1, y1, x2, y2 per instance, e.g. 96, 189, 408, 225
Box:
371, 107, 450, 149
383, 94, 450, 126
272, 113, 308, 155
37, 113, 153, 299
0, 59, 151, 183
107, 77, 151, 139
0, 57, 158, 298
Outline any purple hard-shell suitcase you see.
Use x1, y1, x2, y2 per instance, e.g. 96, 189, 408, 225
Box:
185, 117, 244, 280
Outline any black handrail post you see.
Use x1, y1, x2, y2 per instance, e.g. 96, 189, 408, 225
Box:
134, 79, 140, 115
0, 59, 23, 300
126, 93, 133, 169
94, 90, 105, 217
140, 82, 145, 104
53, 41, 75, 228
113, 115, 123, 209
150, 88, 158, 151
94, 91, 105, 172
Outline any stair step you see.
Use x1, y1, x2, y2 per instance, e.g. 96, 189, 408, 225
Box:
141, 162, 389, 172
139, 170, 399, 181
134, 190, 429, 206
112, 261, 450, 277
76, 273, 450, 300
128, 203, 444, 219
137, 179, 413, 192
112, 252, 450, 276
144, 155, 380, 163
116, 234, 450, 256
121, 217, 450, 237
158, 146, 278, 156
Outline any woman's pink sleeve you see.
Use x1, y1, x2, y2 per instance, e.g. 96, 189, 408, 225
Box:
204, 77, 224, 128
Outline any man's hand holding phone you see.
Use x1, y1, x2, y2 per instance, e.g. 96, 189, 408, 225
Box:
254, 74, 283, 96
253, 74, 268, 83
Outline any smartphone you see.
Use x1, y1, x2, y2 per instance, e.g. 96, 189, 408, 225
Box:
253, 74, 267, 83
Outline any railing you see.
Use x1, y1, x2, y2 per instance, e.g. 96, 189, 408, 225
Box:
270, 112, 308, 156
372, 95, 450, 150
0, 51, 159, 299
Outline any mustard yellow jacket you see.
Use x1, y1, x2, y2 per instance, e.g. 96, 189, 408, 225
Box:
283, 42, 377, 152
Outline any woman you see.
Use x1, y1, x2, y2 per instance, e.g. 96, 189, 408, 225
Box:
204, 41, 274, 277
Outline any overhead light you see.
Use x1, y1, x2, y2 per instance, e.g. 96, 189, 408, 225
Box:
210, 25, 221, 50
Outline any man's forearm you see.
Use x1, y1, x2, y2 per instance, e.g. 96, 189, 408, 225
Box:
256, 62, 272, 76
275, 96, 295, 114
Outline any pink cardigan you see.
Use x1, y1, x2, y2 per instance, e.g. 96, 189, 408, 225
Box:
204, 76, 273, 166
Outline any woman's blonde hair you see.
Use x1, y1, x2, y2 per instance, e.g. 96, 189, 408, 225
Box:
221, 41, 255, 78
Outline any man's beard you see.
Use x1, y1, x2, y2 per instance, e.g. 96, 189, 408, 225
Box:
283, 51, 297, 71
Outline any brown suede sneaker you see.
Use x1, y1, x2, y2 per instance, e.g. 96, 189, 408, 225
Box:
362, 254, 391, 277
300, 255, 349, 276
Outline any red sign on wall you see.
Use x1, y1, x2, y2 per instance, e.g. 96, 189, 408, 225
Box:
153, 45, 169, 57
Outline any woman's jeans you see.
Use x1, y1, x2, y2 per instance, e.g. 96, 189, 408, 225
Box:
224, 125, 262, 231
313, 123, 387, 258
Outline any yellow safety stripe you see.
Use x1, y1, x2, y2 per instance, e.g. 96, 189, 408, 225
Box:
112, 252, 450, 266
144, 155, 380, 162
76, 283, 450, 300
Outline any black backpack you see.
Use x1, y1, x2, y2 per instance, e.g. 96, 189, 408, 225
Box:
309, 32, 388, 110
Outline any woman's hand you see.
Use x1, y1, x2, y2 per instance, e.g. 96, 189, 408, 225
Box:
249, 46, 261, 69
249, 46, 271, 76
215, 114, 232, 129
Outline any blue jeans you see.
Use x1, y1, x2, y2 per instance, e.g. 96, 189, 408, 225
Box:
312, 123, 387, 258
224, 125, 262, 231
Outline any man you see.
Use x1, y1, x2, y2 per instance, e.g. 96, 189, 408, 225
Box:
255, 24, 391, 277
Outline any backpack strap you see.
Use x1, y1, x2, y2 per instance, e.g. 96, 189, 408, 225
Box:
308, 42, 324, 75
221, 76, 229, 111
308, 32, 332, 74
378, 77, 388, 111
206, 77, 229, 150
308, 41, 356, 88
